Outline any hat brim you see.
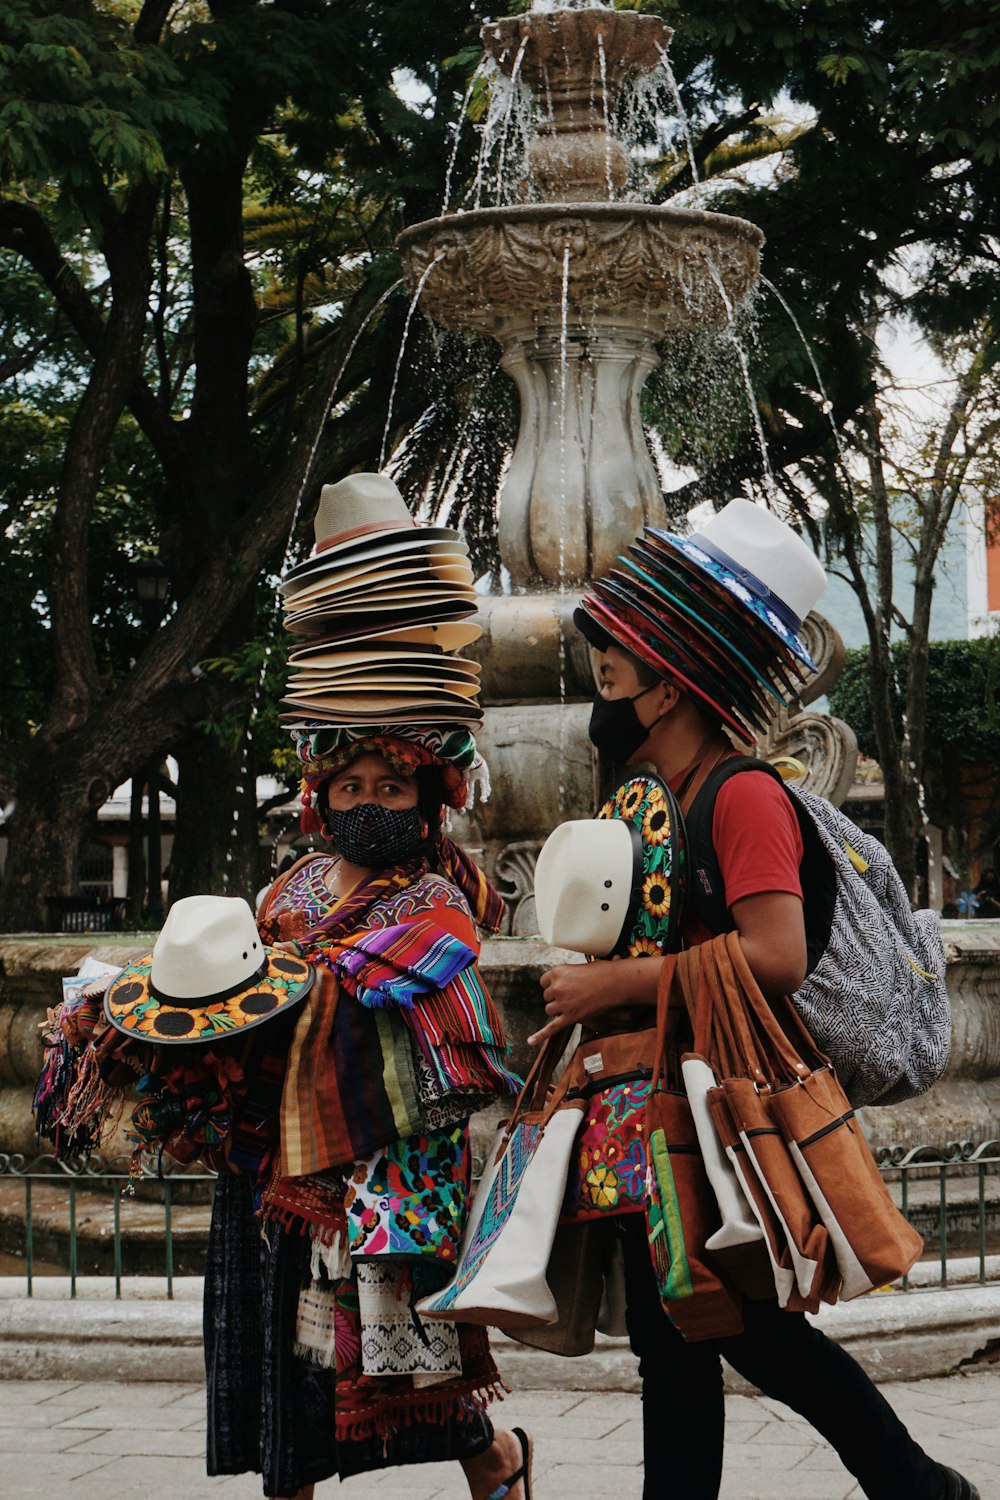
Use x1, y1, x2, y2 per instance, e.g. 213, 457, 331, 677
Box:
104, 950, 314, 1045
595, 577, 775, 727
285, 587, 480, 631
578, 597, 754, 739
282, 556, 474, 607
289, 620, 482, 658
644, 529, 816, 670
280, 703, 484, 728
280, 527, 466, 591
622, 549, 788, 701
637, 533, 805, 695
286, 600, 480, 640
598, 772, 686, 960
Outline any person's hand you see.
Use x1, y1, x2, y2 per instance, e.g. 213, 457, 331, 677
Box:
529, 959, 626, 1046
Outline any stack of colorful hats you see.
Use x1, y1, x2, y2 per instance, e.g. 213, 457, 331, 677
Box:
279, 473, 483, 730
575, 498, 827, 739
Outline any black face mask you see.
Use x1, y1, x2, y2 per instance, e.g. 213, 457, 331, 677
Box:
326, 803, 423, 867
588, 685, 659, 763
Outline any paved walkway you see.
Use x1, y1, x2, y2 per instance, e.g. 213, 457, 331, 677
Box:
2, 1367, 997, 1500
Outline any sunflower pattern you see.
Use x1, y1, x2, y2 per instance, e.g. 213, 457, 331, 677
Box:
562, 1079, 651, 1222
104, 952, 313, 1043
597, 773, 686, 958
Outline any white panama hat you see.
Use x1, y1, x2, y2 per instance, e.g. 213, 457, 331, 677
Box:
534, 818, 642, 957
692, 498, 826, 635
104, 895, 313, 1044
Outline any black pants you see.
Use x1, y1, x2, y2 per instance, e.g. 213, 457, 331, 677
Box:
620, 1218, 947, 1500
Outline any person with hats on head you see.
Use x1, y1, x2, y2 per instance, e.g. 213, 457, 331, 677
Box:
528, 499, 978, 1500
194, 473, 532, 1500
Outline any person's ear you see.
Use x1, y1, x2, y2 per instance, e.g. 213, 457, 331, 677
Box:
653, 678, 680, 716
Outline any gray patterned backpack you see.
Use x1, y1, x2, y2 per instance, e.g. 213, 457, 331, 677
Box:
685, 757, 951, 1108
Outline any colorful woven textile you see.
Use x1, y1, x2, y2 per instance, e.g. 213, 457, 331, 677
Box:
264, 861, 518, 1176
355, 1264, 462, 1378
278, 963, 425, 1177
294, 726, 486, 825
330, 919, 476, 1009
333, 1312, 501, 1445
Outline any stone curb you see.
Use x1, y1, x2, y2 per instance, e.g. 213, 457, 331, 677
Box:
1, 1281, 998, 1388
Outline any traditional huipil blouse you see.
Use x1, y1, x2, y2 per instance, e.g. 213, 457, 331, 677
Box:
253, 853, 520, 1443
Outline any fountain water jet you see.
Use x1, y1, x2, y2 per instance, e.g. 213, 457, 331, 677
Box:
396, 3, 764, 902
398, 5, 763, 586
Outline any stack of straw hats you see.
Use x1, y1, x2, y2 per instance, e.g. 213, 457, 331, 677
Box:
575, 499, 827, 738
279, 474, 483, 729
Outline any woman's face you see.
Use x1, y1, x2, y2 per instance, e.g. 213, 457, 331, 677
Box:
324, 752, 419, 813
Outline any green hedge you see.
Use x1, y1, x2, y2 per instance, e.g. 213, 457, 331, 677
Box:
828, 638, 1000, 763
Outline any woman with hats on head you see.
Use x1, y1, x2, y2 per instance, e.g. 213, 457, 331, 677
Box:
194, 722, 532, 1500
194, 469, 532, 1500
529, 500, 978, 1500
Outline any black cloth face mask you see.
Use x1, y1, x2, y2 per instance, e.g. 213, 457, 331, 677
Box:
588, 684, 660, 763
326, 802, 423, 867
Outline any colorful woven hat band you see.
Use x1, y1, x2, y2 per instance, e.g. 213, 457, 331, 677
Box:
293, 726, 490, 834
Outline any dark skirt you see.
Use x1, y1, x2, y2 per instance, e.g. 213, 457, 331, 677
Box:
203, 1174, 494, 1496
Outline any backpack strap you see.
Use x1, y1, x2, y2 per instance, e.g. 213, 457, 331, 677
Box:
684, 755, 776, 938
683, 756, 836, 977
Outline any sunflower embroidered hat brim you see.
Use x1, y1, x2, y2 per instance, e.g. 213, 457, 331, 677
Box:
105, 895, 314, 1044
534, 771, 687, 959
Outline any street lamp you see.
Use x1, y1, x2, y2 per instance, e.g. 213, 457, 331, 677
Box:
131, 556, 170, 927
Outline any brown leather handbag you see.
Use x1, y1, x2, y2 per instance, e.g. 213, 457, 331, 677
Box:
701, 933, 923, 1303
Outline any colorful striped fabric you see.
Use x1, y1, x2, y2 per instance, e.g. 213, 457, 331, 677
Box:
269, 862, 519, 1177
330, 920, 476, 1009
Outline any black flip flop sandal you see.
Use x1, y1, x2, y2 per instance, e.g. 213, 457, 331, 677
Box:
486, 1427, 534, 1500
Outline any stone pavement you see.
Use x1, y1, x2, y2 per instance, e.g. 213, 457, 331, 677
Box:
2, 1368, 997, 1500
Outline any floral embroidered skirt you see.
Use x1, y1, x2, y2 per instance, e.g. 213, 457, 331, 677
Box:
204, 1173, 498, 1496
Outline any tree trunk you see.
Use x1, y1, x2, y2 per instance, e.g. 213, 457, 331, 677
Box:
0, 767, 102, 932
168, 729, 261, 908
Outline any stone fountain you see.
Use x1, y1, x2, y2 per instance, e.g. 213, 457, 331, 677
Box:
397, 2, 765, 886
392, 1, 1000, 1164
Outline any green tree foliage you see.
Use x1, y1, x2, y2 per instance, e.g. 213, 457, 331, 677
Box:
0, 0, 496, 927
830, 638, 1000, 863
831, 640, 1000, 766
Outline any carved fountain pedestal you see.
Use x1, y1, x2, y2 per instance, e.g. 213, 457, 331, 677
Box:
397, 4, 765, 891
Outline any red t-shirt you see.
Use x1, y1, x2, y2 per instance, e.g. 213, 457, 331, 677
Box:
673, 769, 804, 948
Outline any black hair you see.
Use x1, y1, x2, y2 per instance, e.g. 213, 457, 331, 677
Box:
619, 645, 727, 732
413, 764, 446, 866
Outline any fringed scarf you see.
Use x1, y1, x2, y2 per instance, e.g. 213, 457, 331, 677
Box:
262, 861, 515, 1180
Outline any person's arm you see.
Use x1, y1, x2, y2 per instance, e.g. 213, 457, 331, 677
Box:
729, 890, 807, 997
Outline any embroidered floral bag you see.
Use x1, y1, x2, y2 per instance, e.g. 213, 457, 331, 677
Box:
559, 1028, 657, 1222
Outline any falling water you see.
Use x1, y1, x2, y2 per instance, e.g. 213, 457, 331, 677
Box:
220, 276, 405, 890
596, 32, 614, 200
495, 35, 530, 205
379, 254, 445, 469
707, 261, 780, 509
442, 65, 485, 216
656, 46, 699, 185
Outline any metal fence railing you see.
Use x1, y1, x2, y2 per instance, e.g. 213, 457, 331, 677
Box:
1, 1140, 998, 1300
874, 1139, 1000, 1288
0, 1153, 216, 1299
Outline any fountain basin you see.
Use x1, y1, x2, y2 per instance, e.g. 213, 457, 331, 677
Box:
397, 203, 763, 340
484, 9, 673, 93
